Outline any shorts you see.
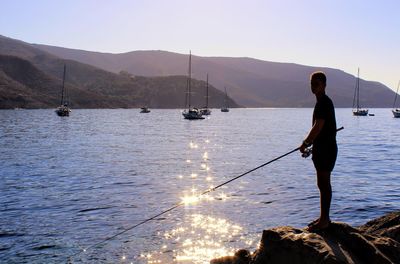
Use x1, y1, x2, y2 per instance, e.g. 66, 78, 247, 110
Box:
312, 144, 338, 172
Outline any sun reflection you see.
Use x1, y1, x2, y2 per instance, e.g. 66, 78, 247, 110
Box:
215, 192, 228, 201
181, 195, 200, 205
189, 142, 199, 149
180, 190, 217, 206
138, 137, 257, 263
145, 214, 251, 264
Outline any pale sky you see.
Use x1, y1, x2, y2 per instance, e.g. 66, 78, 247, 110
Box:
1, 0, 399, 91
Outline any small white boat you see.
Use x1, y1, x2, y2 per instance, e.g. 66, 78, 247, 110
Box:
352, 68, 368, 116
392, 109, 400, 118
200, 108, 211, 115
221, 107, 229, 112
182, 108, 205, 120
140, 107, 150, 113
56, 105, 71, 116
352, 109, 368, 116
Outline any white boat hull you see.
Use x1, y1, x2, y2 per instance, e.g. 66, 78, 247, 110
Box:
352, 109, 368, 116
55, 105, 71, 116
140, 107, 150, 113
200, 108, 211, 115
393, 109, 400, 118
182, 109, 205, 120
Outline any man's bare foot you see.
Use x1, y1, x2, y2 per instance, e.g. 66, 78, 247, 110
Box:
306, 219, 331, 232
307, 218, 320, 227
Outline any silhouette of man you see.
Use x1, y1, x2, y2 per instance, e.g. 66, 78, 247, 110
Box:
300, 71, 337, 231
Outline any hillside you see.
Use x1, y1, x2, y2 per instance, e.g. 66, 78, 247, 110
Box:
33, 43, 397, 107
0, 55, 139, 108
0, 35, 238, 109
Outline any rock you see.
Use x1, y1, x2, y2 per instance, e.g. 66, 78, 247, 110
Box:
359, 211, 400, 243
210, 249, 251, 264
210, 211, 400, 264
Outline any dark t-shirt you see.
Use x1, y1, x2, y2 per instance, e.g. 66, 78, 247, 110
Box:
312, 94, 337, 148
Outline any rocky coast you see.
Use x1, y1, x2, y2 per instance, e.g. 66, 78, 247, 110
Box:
211, 211, 400, 264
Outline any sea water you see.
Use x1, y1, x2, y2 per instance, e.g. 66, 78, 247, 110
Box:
0, 108, 399, 263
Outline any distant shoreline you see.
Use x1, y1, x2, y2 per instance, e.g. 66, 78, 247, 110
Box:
1, 107, 396, 110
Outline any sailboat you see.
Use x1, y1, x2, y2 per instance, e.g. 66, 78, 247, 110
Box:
392, 80, 400, 118
352, 68, 368, 116
55, 64, 71, 116
140, 106, 150, 113
182, 51, 204, 120
221, 87, 229, 112
200, 74, 211, 116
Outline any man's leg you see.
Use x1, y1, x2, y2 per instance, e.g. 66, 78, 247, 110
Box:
316, 169, 332, 227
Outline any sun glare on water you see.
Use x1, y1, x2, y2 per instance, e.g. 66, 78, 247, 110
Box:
135, 139, 257, 263
140, 214, 254, 264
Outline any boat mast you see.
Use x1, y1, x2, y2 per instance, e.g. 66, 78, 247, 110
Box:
352, 68, 360, 111
184, 78, 189, 109
64, 65, 68, 106
356, 68, 360, 110
224, 87, 228, 108
206, 74, 209, 108
393, 80, 400, 109
188, 51, 192, 109
61, 64, 66, 105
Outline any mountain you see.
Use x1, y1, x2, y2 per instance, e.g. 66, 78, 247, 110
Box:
0, 54, 88, 108
0, 35, 238, 109
33, 44, 396, 107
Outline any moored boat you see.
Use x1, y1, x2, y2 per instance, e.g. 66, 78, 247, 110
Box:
221, 87, 230, 112
55, 64, 71, 117
182, 51, 204, 120
182, 108, 204, 119
200, 74, 211, 116
140, 107, 150, 113
352, 68, 368, 116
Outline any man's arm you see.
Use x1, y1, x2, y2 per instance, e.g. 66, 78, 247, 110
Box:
300, 118, 325, 153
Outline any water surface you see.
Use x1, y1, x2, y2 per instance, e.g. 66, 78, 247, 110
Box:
1, 108, 399, 263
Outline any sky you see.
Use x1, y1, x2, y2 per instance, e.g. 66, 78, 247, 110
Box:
1, 0, 399, 91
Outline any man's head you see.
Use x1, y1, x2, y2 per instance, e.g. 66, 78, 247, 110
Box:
310, 71, 326, 96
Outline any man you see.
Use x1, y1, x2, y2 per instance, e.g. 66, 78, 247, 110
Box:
300, 71, 337, 231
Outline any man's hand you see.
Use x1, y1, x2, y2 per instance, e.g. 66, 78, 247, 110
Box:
300, 143, 307, 153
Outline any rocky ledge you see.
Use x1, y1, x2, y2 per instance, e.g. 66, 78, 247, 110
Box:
211, 211, 400, 264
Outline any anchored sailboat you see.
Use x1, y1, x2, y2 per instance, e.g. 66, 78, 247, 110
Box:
200, 74, 211, 116
392, 80, 400, 118
221, 87, 229, 112
140, 106, 150, 113
352, 68, 368, 116
55, 64, 71, 117
182, 51, 204, 120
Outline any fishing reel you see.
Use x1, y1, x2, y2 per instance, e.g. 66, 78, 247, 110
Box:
302, 147, 312, 158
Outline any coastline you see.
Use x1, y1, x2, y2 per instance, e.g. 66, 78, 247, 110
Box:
211, 211, 400, 264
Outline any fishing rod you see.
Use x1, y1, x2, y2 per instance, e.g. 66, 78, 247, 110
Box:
67, 126, 344, 262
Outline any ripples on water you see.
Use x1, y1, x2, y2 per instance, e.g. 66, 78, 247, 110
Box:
0, 108, 399, 263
